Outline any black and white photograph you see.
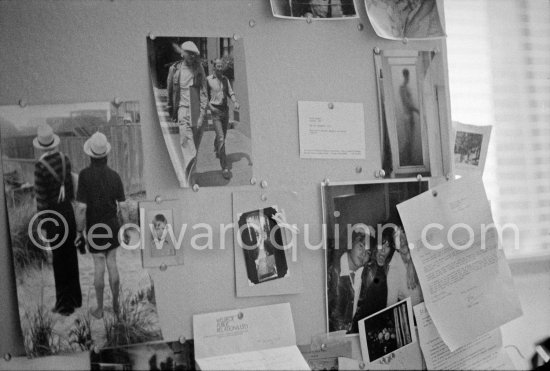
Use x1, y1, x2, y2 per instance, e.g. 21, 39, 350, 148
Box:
90, 339, 195, 370
147, 36, 253, 188
364, 0, 445, 40
323, 179, 426, 334
140, 202, 184, 269
237, 206, 289, 286
358, 298, 416, 363
0, 102, 161, 357
375, 49, 439, 177
453, 122, 492, 176
271, 0, 358, 20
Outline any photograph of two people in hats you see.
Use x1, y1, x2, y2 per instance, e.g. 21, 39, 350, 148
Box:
0, 101, 162, 357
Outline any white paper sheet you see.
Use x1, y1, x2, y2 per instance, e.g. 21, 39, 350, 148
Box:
197, 345, 309, 370
414, 302, 516, 370
193, 303, 309, 370
298, 101, 366, 159
0, 353, 89, 370
396, 177, 522, 350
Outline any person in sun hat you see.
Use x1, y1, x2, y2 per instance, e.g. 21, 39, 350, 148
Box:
33, 123, 82, 316
166, 40, 208, 187
74, 131, 128, 319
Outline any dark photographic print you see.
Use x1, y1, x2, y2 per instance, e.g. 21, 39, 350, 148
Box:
0, 102, 161, 357
364, 0, 445, 40
90, 340, 195, 370
147, 36, 253, 188
237, 206, 289, 286
453, 122, 492, 176
358, 298, 416, 363
323, 179, 426, 334
271, 0, 358, 20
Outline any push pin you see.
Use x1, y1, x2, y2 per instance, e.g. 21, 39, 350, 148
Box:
323, 177, 330, 186
328, 102, 334, 110
237, 311, 244, 320
358, 361, 365, 369
306, 14, 313, 23
432, 190, 438, 197
148, 32, 156, 40
248, 19, 256, 28
159, 263, 167, 272
250, 177, 257, 185
193, 184, 200, 192
155, 195, 163, 204
416, 174, 422, 181
113, 97, 122, 106
355, 166, 362, 174
261, 194, 268, 202
373, 47, 381, 55
179, 335, 187, 344
379, 169, 386, 178
3, 353, 11, 362
357, 23, 364, 31
333, 210, 340, 218
93, 345, 101, 354
233, 33, 241, 41
18, 98, 27, 108
320, 343, 327, 351
402, 37, 408, 44
260, 180, 268, 189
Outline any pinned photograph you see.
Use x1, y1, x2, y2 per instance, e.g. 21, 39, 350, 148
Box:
453, 122, 492, 176
358, 298, 416, 363
232, 191, 304, 297
374, 49, 446, 178
271, 0, 358, 20
147, 36, 253, 188
364, 0, 445, 40
0, 102, 161, 357
140, 201, 184, 268
237, 206, 289, 285
322, 179, 427, 334
90, 339, 195, 370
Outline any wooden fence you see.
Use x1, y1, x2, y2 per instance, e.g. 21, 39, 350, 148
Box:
3, 125, 144, 197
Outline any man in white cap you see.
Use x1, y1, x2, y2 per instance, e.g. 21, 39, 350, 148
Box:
166, 40, 208, 186
33, 123, 82, 316
74, 132, 128, 318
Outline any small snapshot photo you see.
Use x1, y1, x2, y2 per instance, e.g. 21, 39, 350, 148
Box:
453, 122, 492, 176
323, 179, 427, 334
271, 0, 358, 19
364, 0, 445, 40
140, 203, 184, 268
90, 339, 195, 370
236, 206, 289, 286
0, 102, 161, 357
147, 36, 253, 188
358, 298, 416, 364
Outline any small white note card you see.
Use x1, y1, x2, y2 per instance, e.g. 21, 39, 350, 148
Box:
298, 101, 366, 159
193, 303, 310, 370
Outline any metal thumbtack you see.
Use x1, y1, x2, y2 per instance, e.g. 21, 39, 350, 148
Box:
323, 177, 330, 185
320, 343, 327, 351
18, 98, 27, 108
357, 23, 364, 31
373, 47, 381, 55
113, 97, 122, 106
379, 169, 386, 177
179, 335, 187, 344
261, 194, 268, 202
359, 361, 365, 369
238, 311, 244, 320
159, 263, 167, 272
233, 33, 241, 41
155, 195, 163, 204
432, 190, 438, 197
3, 353, 11, 362
333, 210, 340, 218
193, 184, 200, 192
93, 345, 101, 354
356, 166, 362, 174
260, 180, 268, 189
248, 19, 256, 27
306, 14, 313, 23
250, 177, 257, 185
148, 32, 156, 40
328, 102, 334, 110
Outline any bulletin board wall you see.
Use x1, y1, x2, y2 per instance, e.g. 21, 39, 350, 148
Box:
0, 0, 451, 356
